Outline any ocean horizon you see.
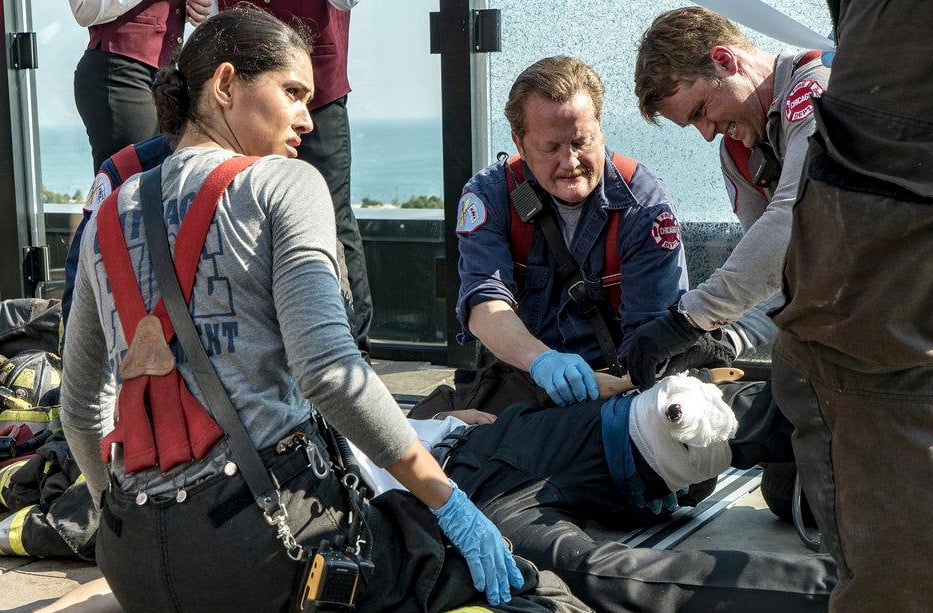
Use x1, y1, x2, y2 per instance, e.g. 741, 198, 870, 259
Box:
38, 117, 733, 222
38, 117, 445, 206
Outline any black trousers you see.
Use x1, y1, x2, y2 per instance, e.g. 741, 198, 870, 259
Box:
297, 96, 373, 358
96, 425, 588, 613
445, 384, 837, 613
74, 49, 160, 173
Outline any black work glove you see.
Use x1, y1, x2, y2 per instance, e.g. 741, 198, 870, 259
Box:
662, 330, 736, 377
623, 308, 704, 390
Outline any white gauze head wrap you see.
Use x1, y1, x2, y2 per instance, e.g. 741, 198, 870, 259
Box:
628, 373, 738, 491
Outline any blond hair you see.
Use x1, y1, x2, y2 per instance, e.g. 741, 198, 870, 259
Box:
505, 56, 604, 137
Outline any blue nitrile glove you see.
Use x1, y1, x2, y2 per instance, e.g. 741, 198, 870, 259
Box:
529, 349, 599, 405
623, 308, 704, 391
432, 481, 524, 605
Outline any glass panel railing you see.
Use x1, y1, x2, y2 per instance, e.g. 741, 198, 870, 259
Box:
348, 0, 445, 351
32, 4, 447, 345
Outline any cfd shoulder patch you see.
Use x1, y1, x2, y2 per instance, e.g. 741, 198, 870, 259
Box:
84, 172, 113, 213
455, 192, 488, 234
784, 79, 824, 123
651, 210, 682, 251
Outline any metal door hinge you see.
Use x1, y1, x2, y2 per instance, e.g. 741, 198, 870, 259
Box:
10, 32, 38, 70
429, 9, 501, 54
23, 246, 49, 288
471, 9, 500, 53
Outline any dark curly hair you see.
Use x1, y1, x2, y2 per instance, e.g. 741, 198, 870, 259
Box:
151, 4, 312, 135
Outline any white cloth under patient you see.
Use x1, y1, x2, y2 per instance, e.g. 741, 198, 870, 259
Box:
347, 415, 467, 496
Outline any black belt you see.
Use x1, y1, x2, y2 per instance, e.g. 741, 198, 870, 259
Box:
430, 424, 479, 470
209, 427, 331, 529
267, 431, 329, 490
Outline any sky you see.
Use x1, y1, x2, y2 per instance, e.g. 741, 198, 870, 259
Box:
33, 0, 828, 128
33, 0, 443, 128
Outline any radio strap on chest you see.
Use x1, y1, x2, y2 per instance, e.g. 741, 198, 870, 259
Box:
535, 206, 624, 376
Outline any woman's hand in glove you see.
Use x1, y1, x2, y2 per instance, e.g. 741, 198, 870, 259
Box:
431, 481, 524, 604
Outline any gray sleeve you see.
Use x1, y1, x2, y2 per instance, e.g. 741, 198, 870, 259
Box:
260, 161, 416, 467
681, 113, 815, 330
60, 222, 116, 507
722, 292, 782, 357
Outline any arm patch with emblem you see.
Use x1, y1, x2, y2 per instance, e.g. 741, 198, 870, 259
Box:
784, 79, 824, 123
84, 172, 114, 213
455, 192, 488, 234
651, 210, 682, 251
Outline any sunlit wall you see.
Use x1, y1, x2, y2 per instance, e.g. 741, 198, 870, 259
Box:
485, 0, 831, 221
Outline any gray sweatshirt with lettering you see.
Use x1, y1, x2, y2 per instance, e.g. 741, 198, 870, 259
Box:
61, 147, 416, 502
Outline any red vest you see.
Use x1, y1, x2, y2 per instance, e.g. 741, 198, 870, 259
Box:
219, 0, 351, 109
505, 153, 638, 315
88, 0, 186, 69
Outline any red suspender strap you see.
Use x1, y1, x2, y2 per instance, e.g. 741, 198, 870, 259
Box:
149, 155, 259, 340
97, 189, 159, 469
109, 144, 143, 183
601, 153, 637, 316
795, 50, 822, 69
723, 135, 767, 198
97, 189, 149, 343
610, 152, 637, 183
601, 210, 623, 314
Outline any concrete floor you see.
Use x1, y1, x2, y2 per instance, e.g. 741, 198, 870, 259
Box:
0, 360, 816, 612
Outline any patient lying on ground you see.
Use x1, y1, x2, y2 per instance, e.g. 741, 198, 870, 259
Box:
40, 373, 834, 613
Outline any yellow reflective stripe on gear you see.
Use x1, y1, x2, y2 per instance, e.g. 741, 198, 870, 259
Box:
0, 409, 52, 423
43, 460, 53, 476
4, 505, 35, 556
443, 608, 495, 613
47, 406, 63, 433
0, 459, 28, 509
75, 473, 86, 485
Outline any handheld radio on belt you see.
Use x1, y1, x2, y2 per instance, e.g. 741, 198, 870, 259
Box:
295, 413, 376, 613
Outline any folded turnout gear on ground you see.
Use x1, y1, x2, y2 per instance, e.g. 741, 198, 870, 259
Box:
0, 298, 98, 560
0, 432, 98, 559
0, 298, 62, 358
